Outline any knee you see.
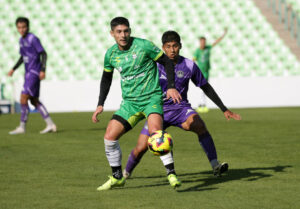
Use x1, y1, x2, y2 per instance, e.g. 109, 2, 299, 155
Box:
104, 132, 117, 140
181, 122, 192, 131
30, 99, 39, 107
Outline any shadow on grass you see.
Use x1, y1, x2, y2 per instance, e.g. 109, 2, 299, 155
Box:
127, 165, 292, 192
57, 127, 106, 133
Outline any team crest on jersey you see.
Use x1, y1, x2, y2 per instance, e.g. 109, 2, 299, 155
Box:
132, 53, 137, 59
176, 70, 184, 78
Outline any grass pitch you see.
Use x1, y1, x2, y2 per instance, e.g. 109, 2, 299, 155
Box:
0, 107, 299, 209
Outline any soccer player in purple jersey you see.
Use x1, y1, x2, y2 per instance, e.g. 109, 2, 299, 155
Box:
123, 31, 241, 188
8, 17, 56, 135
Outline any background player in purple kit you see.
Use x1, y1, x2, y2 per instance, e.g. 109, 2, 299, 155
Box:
7, 17, 56, 135
123, 31, 241, 188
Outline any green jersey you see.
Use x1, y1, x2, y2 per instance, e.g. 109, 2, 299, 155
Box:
104, 37, 163, 102
193, 45, 212, 79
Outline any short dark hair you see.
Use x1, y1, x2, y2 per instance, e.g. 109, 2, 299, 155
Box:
110, 17, 130, 30
199, 36, 206, 40
162, 31, 181, 44
16, 17, 30, 27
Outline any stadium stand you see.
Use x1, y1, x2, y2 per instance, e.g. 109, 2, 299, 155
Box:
0, 0, 299, 90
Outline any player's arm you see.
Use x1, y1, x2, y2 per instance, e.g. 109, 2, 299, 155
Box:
8, 56, 23, 76
156, 54, 182, 103
192, 62, 241, 120
92, 51, 114, 123
212, 28, 228, 47
201, 83, 241, 120
92, 71, 113, 123
39, 51, 47, 80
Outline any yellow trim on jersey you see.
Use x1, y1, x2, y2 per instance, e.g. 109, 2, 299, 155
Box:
153, 50, 164, 61
104, 68, 113, 72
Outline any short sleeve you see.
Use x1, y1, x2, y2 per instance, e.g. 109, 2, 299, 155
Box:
143, 39, 163, 61
191, 62, 207, 87
103, 50, 114, 73
32, 36, 45, 53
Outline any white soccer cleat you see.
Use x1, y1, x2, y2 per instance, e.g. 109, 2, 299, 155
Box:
123, 169, 131, 179
9, 126, 25, 135
213, 162, 229, 177
40, 124, 57, 134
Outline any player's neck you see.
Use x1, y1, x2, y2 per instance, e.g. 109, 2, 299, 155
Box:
118, 37, 133, 51
172, 56, 180, 65
22, 32, 29, 38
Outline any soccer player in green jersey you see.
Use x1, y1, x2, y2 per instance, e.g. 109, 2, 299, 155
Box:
193, 28, 227, 113
92, 17, 181, 191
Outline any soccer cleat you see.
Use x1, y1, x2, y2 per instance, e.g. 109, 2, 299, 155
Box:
167, 174, 181, 188
9, 126, 25, 135
97, 176, 126, 191
213, 162, 229, 177
123, 169, 131, 179
40, 124, 57, 134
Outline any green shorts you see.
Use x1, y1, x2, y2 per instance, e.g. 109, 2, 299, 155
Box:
112, 94, 163, 131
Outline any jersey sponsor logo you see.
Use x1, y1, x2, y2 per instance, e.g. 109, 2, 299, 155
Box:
121, 72, 145, 81
176, 70, 184, 78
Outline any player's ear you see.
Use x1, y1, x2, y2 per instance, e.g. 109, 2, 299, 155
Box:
128, 27, 131, 35
110, 30, 114, 37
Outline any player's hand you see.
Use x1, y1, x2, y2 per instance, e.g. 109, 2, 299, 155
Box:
166, 88, 182, 104
224, 110, 241, 121
92, 105, 104, 123
39, 71, 46, 80
7, 69, 14, 77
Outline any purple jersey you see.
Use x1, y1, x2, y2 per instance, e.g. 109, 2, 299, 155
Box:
157, 56, 207, 106
19, 33, 45, 75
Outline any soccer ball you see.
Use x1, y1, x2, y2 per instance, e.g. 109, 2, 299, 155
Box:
148, 130, 173, 156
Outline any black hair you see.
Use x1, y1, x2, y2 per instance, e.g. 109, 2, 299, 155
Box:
110, 17, 130, 30
161, 30, 181, 45
199, 36, 206, 40
16, 17, 30, 28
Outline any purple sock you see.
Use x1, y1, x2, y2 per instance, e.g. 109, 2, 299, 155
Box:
21, 104, 29, 123
125, 150, 141, 174
198, 132, 217, 162
37, 103, 49, 119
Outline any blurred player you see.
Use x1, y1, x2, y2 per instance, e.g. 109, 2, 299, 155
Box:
123, 31, 241, 188
193, 28, 227, 113
8, 17, 56, 135
92, 17, 181, 191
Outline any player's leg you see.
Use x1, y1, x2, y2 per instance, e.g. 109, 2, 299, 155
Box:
97, 101, 145, 191
9, 93, 30, 134
97, 118, 127, 191
181, 113, 228, 176
123, 130, 149, 178
30, 97, 56, 133
123, 113, 163, 178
